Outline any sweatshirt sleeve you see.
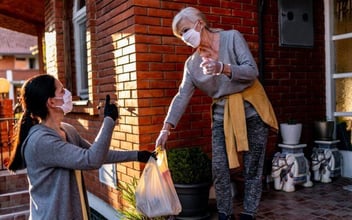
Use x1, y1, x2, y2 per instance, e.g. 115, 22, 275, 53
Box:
104, 150, 139, 163
24, 117, 116, 170
164, 60, 196, 128
227, 30, 258, 81
63, 123, 139, 163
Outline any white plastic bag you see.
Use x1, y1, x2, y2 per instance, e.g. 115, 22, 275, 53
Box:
135, 149, 182, 218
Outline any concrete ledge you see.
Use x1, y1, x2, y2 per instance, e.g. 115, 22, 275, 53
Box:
0, 169, 27, 177
0, 210, 29, 219
0, 189, 28, 198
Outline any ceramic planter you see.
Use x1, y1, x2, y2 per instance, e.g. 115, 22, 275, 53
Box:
313, 120, 335, 141
280, 123, 302, 145
174, 182, 212, 219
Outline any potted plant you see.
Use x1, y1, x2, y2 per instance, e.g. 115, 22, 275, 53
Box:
280, 119, 302, 145
313, 119, 335, 141
167, 147, 212, 219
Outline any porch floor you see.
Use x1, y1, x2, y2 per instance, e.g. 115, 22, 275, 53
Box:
208, 177, 352, 220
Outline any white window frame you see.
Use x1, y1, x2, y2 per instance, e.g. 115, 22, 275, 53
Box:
324, 0, 352, 119
73, 1, 88, 100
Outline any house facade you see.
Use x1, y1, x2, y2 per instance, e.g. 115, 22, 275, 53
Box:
1, 0, 351, 218
0, 27, 40, 103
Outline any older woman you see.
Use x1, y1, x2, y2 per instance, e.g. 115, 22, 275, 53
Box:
7, 74, 153, 220
155, 7, 278, 220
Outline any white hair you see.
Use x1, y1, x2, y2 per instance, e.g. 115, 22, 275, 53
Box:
172, 7, 222, 38
172, 7, 208, 38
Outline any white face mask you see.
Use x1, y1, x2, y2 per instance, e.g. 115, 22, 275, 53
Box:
181, 22, 201, 48
54, 89, 73, 115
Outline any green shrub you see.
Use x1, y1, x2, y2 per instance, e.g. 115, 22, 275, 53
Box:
167, 147, 212, 184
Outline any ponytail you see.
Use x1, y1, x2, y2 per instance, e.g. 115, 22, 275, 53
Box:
7, 110, 38, 172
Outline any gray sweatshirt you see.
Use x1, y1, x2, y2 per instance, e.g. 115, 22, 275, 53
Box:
165, 30, 259, 127
23, 117, 138, 220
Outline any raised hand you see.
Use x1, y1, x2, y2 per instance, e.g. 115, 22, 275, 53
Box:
104, 95, 119, 121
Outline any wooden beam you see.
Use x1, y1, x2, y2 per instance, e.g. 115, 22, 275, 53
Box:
0, 14, 40, 36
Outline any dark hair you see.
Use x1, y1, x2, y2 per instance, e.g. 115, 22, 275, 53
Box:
7, 74, 56, 172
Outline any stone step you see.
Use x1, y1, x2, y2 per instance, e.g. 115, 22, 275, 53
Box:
0, 170, 29, 220
0, 190, 30, 220
0, 171, 28, 194
0, 190, 28, 198
0, 207, 30, 220
0, 190, 29, 210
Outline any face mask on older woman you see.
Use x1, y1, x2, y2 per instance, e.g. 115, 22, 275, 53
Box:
181, 21, 201, 48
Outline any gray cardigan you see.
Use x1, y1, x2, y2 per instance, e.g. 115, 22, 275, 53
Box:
23, 117, 138, 220
165, 30, 259, 127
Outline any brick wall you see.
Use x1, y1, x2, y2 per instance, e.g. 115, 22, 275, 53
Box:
43, 0, 325, 210
0, 56, 15, 70
262, 0, 325, 156
44, 0, 60, 79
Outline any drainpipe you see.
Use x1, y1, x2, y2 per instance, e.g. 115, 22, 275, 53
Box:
258, 0, 265, 84
258, 0, 271, 180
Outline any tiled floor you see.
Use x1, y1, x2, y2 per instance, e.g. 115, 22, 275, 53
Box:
208, 177, 352, 220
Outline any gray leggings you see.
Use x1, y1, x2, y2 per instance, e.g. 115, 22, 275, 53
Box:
212, 115, 268, 216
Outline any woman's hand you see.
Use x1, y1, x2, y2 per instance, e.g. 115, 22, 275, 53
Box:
155, 130, 170, 150
200, 58, 224, 75
104, 95, 119, 121
137, 150, 157, 163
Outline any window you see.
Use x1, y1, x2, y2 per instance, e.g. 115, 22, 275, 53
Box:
14, 57, 37, 69
73, 0, 88, 100
29, 57, 37, 69
325, 0, 352, 119
14, 57, 27, 69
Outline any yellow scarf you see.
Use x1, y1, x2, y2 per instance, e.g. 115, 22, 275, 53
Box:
223, 79, 278, 169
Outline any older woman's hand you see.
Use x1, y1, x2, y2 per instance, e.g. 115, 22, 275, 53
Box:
155, 130, 170, 150
200, 58, 224, 75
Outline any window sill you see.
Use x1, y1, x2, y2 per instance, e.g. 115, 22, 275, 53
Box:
73, 100, 89, 106
71, 100, 99, 115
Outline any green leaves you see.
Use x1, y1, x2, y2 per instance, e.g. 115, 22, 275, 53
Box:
116, 178, 145, 220
167, 147, 212, 184
116, 178, 168, 220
